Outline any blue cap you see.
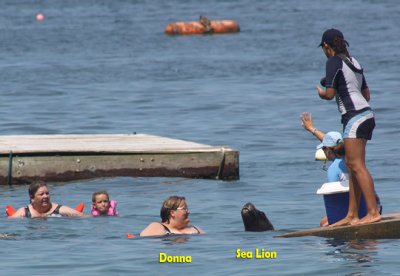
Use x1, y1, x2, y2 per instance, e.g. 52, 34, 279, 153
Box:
316, 131, 343, 149
318, 28, 349, 47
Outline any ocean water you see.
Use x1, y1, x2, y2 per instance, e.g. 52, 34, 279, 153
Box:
1, 0, 400, 275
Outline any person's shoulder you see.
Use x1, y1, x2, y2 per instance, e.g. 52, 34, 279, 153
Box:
146, 222, 163, 228
350, 56, 359, 63
140, 222, 165, 236
349, 56, 363, 69
191, 225, 205, 234
327, 158, 342, 181
327, 55, 342, 68
331, 157, 345, 168
332, 157, 344, 164
337, 157, 347, 169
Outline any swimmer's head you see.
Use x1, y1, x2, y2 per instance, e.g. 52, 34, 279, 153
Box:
160, 196, 186, 223
92, 191, 110, 203
28, 180, 48, 200
92, 191, 111, 215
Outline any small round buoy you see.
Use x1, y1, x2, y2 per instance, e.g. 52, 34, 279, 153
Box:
315, 148, 327, 161
127, 233, 135, 239
36, 13, 45, 21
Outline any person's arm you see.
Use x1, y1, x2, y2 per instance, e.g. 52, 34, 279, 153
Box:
9, 207, 26, 218
300, 112, 325, 141
318, 56, 340, 100
140, 222, 166, 237
59, 205, 87, 217
361, 74, 370, 102
317, 86, 336, 100
361, 87, 370, 102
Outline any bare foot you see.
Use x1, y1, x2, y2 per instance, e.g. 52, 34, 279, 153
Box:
354, 213, 381, 225
320, 216, 328, 227
329, 216, 359, 227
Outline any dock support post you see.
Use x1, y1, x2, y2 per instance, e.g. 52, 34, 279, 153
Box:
216, 149, 226, 180
7, 151, 13, 186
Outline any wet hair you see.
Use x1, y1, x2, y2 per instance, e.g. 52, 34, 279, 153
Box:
160, 196, 186, 223
28, 180, 48, 199
331, 141, 345, 157
92, 190, 110, 203
331, 37, 350, 57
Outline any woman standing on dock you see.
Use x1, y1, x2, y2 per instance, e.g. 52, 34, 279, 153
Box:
316, 28, 380, 226
10, 181, 85, 218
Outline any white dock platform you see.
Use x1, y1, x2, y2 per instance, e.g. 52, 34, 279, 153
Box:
0, 134, 239, 184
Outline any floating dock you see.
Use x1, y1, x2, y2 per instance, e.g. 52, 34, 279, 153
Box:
0, 134, 239, 185
275, 213, 400, 240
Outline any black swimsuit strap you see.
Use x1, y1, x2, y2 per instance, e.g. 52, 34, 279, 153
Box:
53, 204, 62, 215
160, 223, 172, 234
24, 206, 32, 218
192, 225, 201, 234
159, 223, 200, 234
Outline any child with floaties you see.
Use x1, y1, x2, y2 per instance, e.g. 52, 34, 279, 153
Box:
91, 191, 118, 216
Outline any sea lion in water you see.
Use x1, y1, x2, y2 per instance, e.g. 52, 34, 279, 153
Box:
241, 202, 274, 231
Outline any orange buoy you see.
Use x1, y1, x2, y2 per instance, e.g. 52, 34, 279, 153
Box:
165, 20, 240, 35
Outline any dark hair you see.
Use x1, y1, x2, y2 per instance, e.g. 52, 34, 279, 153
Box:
92, 190, 110, 202
160, 196, 186, 223
331, 142, 345, 157
28, 180, 48, 199
331, 37, 350, 57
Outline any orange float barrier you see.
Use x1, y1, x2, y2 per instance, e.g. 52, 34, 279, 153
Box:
165, 19, 240, 35
6, 202, 85, 217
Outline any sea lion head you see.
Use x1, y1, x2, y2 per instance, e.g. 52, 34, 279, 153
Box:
241, 202, 274, 232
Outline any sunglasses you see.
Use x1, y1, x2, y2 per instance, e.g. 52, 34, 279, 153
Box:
176, 207, 189, 212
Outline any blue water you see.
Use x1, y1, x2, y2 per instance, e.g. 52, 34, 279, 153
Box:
1, 0, 400, 275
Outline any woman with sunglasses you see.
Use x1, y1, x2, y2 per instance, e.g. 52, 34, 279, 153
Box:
140, 195, 204, 236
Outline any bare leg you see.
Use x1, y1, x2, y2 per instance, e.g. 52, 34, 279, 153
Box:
345, 138, 380, 225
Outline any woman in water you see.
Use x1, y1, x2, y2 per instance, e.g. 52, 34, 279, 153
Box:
140, 195, 205, 236
10, 181, 85, 218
